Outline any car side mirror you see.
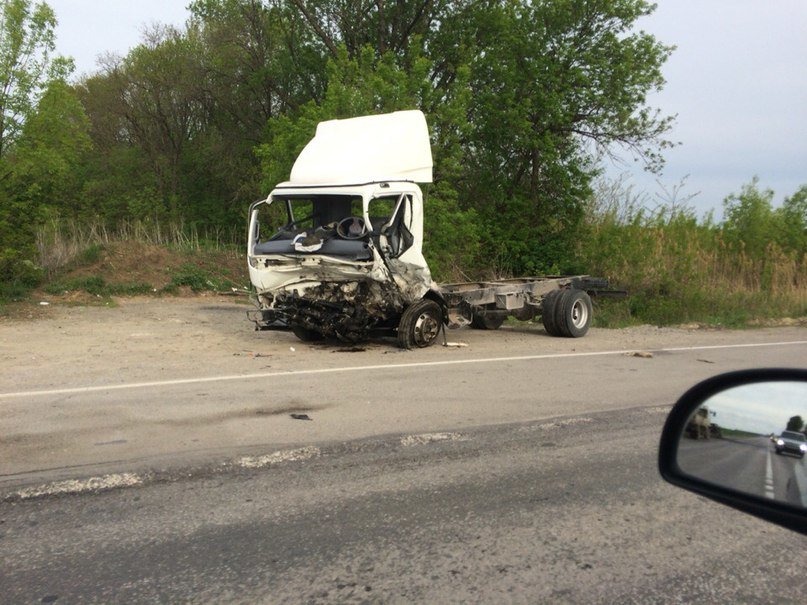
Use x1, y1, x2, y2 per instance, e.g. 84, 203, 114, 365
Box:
659, 368, 807, 535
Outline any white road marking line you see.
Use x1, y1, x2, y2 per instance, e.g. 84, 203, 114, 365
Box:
13, 473, 143, 500
400, 432, 466, 446
765, 450, 775, 499
237, 446, 320, 469
2, 340, 806, 401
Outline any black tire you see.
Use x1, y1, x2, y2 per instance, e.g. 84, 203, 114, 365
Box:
292, 325, 324, 342
398, 299, 443, 349
470, 310, 505, 330
541, 289, 563, 336
553, 289, 592, 338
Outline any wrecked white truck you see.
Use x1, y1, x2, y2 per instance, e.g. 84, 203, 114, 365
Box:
247, 110, 613, 348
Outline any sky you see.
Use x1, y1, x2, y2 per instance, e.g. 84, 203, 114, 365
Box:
46, 1, 807, 219
707, 381, 807, 436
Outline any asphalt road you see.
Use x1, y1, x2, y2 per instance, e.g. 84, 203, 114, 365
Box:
2, 406, 807, 604
2, 299, 807, 485
2, 300, 807, 602
680, 436, 807, 506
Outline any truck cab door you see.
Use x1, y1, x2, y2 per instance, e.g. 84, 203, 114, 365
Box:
376, 193, 414, 259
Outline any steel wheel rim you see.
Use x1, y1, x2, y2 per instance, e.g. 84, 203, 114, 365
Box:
571, 299, 588, 329
414, 312, 439, 345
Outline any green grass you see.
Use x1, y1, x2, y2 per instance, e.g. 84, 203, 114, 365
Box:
44, 276, 154, 297
161, 264, 235, 293
0, 281, 35, 304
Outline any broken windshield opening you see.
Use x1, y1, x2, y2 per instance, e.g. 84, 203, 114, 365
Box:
253, 195, 363, 242
251, 195, 376, 260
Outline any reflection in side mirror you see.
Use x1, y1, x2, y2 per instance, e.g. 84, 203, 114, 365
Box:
659, 369, 807, 535
677, 383, 807, 509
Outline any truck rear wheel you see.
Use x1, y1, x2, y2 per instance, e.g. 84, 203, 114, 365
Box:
541, 289, 563, 336
398, 299, 443, 349
553, 289, 592, 338
470, 310, 505, 330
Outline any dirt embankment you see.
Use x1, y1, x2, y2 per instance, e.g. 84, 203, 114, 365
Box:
2, 240, 249, 320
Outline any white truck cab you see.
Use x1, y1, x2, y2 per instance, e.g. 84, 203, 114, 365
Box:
247, 111, 441, 343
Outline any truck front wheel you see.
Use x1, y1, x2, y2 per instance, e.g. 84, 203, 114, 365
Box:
398, 299, 443, 349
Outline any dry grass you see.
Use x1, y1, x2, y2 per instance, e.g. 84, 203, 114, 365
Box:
35, 218, 242, 278
580, 213, 807, 326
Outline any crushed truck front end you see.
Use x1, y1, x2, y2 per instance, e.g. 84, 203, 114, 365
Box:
247, 182, 433, 341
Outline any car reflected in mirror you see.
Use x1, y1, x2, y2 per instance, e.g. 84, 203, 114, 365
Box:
659, 369, 807, 535
677, 382, 807, 508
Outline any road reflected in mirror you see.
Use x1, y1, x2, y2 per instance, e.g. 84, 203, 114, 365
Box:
677, 381, 807, 509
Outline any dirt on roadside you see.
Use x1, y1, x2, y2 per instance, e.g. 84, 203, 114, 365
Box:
1, 241, 249, 321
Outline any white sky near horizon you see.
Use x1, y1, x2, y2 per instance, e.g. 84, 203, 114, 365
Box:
707, 382, 807, 436
46, 1, 807, 219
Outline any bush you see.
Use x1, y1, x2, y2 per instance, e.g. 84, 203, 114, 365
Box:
163, 264, 234, 293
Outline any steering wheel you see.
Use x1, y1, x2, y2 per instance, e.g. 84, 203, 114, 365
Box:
336, 216, 368, 240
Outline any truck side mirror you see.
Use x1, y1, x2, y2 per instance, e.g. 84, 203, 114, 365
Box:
659, 368, 807, 535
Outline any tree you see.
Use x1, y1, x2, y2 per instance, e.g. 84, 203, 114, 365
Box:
88, 26, 207, 219
283, 0, 445, 59
722, 178, 779, 261
10, 79, 91, 207
775, 184, 807, 257
0, 0, 70, 159
458, 0, 673, 274
0, 0, 74, 287
786, 415, 804, 432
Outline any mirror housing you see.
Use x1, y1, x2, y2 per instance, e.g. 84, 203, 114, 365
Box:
659, 368, 807, 535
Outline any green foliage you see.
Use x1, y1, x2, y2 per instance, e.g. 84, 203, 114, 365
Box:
777, 185, 807, 256
0, 80, 91, 285
9, 79, 92, 208
164, 264, 234, 293
786, 415, 804, 432
443, 0, 673, 276
0, 186, 40, 283
0, 0, 78, 286
44, 275, 152, 297
0, 0, 72, 158
77, 243, 102, 265
581, 178, 807, 327
0, 277, 35, 302
722, 178, 780, 260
